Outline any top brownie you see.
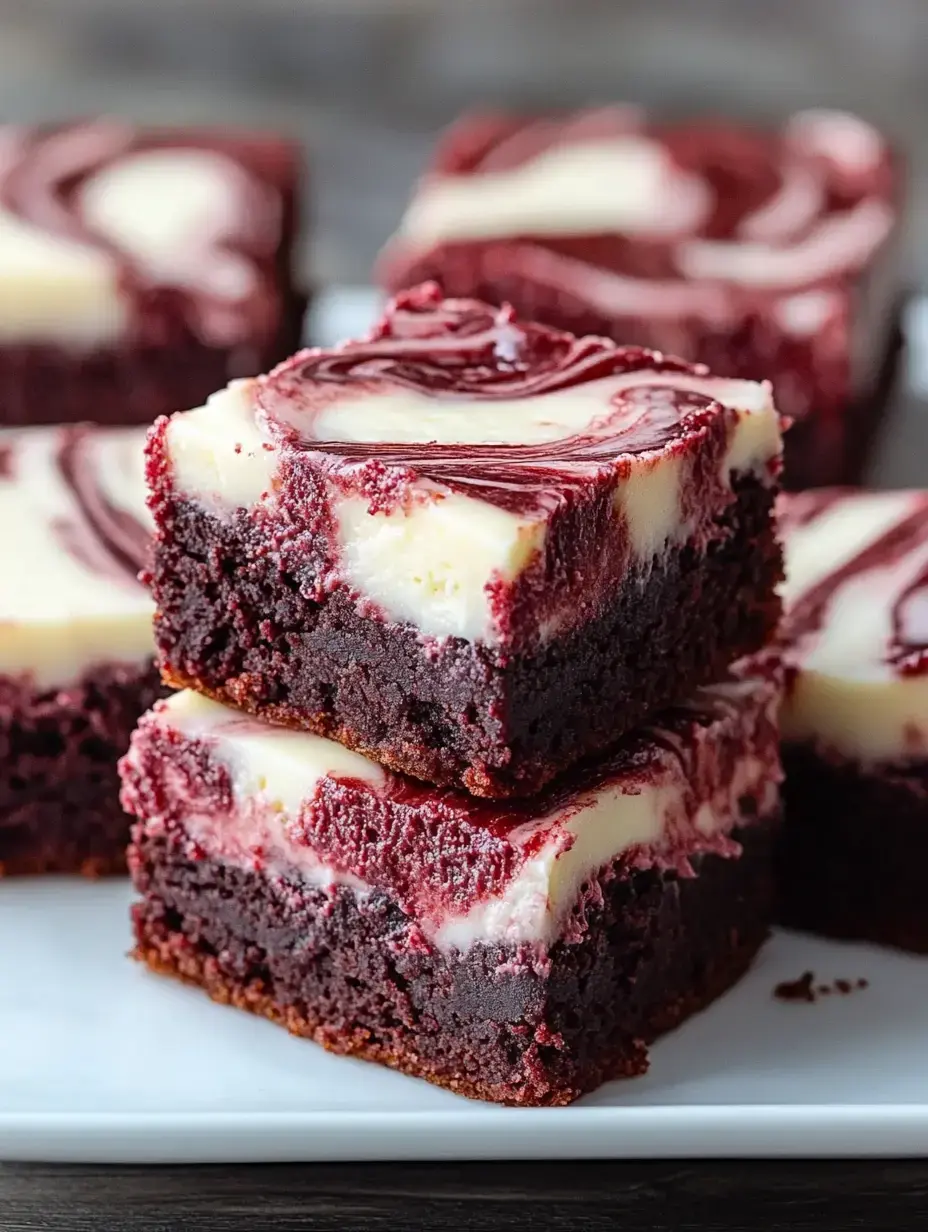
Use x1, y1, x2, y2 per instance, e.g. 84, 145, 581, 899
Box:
147, 282, 783, 796
378, 107, 900, 488
0, 119, 303, 426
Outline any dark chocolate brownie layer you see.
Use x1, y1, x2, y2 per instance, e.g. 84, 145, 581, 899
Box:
0, 663, 164, 876
153, 474, 781, 798
779, 744, 928, 953
130, 816, 775, 1106
0, 291, 306, 428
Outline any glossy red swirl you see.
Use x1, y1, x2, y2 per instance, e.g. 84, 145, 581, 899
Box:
254, 285, 733, 512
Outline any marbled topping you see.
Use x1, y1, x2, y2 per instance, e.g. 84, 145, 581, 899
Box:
381, 107, 896, 301
780, 488, 928, 762
54, 428, 151, 586
0, 424, 154, 688
254, 283, 772, 516
120, 662, 781, 950
154, 285, 781, 645
0, 119, 294, 347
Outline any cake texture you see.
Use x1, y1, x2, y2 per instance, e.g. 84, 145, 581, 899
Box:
146, 282, 783, 798
0, 120, 304, 427
121, 665, 782, 1106
778, 488, 928, 950
0, 424, 161, 875
378, 107, 902, 489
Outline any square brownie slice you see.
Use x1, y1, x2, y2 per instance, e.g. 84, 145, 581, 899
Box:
378, 107, 902, 490
0, 119, 304, 427
147, 283, 783, 797
778, 488, 928, 951
0, 425, 162, 875
121, 663, 781, 1106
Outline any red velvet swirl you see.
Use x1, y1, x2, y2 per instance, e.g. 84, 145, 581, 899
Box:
254, 284, 739, 514
55, 427, 150, 586
781, 491, 928, 679
0, 120, 296, 348
381, 107, 896, 288
4, 425, 150, 589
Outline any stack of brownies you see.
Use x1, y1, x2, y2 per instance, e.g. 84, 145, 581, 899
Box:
121, 280, 786, 1105
4, 101, 914, 1104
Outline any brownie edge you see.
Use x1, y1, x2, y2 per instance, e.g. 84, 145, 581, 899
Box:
0, 663, 165, 876
778, 744, 928, 953
130, 816, 776, 1106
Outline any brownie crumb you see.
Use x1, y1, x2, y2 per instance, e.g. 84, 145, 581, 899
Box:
775, 972, 870, 1003
774, 971, 816, 1002
834, 977, 870, 995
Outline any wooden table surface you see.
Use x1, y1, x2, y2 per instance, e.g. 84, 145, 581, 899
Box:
3, 1159, 928, 1229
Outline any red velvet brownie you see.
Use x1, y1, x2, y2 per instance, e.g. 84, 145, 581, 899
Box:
0, 120, 304, 427
121, 663, 781, 1106
378, 107, 902, 489
146, 283, 783, 798
778, 489, 928, 951
0, 425, 161, 875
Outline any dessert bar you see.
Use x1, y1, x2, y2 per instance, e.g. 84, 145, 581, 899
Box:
0, 119, 304, 427
378, 107, 901, 489
146, 283, 783, 797
778, 488, 928, 951
122, 665, 781, 1106
0, 425, 160, 875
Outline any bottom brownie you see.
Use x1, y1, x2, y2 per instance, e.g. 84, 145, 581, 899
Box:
131, 818, 775, 1107
0, 663, 165, 876
779, 744, 928, 953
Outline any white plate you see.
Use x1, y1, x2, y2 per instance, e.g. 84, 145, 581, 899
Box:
3, 290, 928, 1164
2, 879, 928, 1162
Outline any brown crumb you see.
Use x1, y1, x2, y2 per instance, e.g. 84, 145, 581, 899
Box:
774, 971, 816, 1002
775, 972, 870, 1003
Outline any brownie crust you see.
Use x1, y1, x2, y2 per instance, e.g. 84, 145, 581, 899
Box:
779, 744, 928, 953
0, 663, 164, 876
131, 815, 776, 1106
152, 473, 781, 798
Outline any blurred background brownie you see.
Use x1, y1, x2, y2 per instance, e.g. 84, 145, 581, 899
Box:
0, 424, 161, 875
379, 107, 902, 490
0, 120, 304, 426
777, 488, 928, 952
